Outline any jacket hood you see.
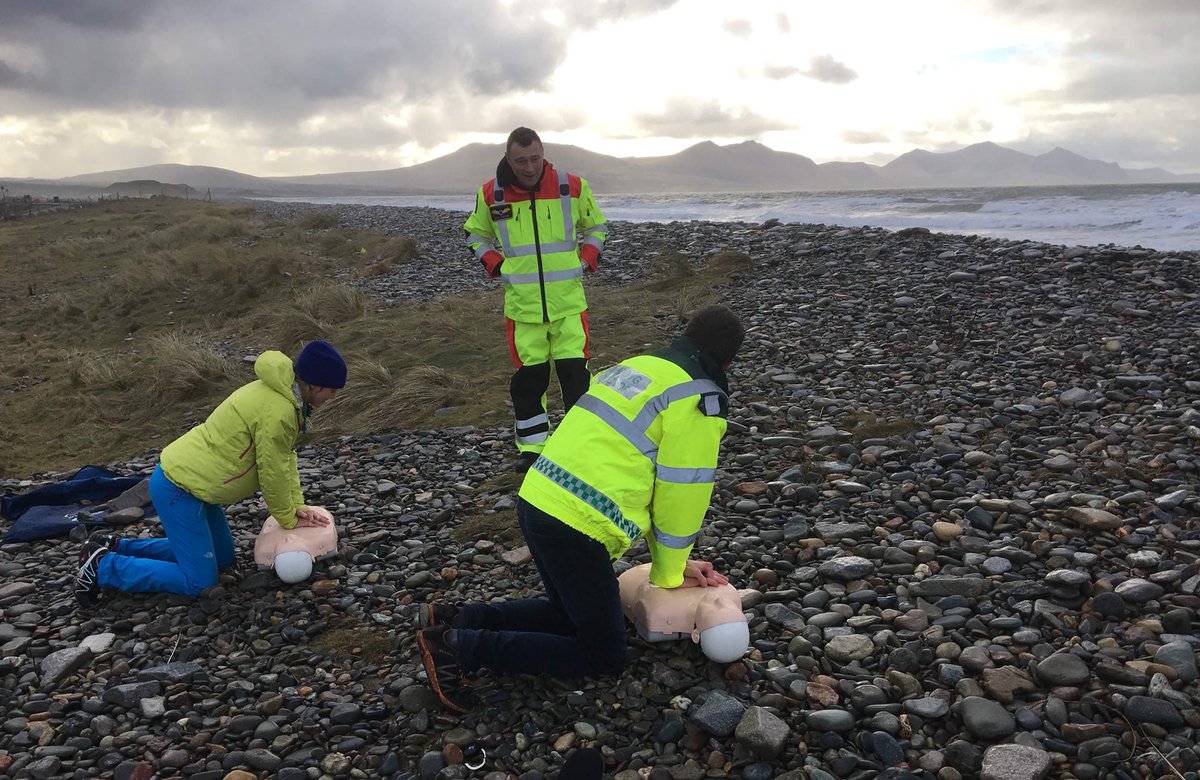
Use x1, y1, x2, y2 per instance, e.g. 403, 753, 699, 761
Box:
254, 351, 301, 406
496, 157, 552, 191
665, 336, 730, 394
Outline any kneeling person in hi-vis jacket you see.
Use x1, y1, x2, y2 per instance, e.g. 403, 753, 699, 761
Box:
417, 305, 744, 713
464, 126, 608, 473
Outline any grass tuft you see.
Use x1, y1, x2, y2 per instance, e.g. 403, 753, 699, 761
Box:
451, 509, 519, 543
319, 361, 462, 432
299, 212, 341, 230
142, 333, 244, 403
311, 619, 394, 663
0, 198, 750, 477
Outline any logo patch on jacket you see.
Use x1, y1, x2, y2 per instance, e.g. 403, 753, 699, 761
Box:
597, 365, 652, 400
489, 204, 513, 221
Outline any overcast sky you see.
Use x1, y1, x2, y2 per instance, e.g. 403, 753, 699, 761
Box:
2, 0, 1198, 178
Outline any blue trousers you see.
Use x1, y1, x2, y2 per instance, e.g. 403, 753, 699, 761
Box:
97, 465, 235, 597
453, 498, 628, 678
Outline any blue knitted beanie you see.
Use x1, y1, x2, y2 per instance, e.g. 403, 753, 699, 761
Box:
295, 340, 347, 389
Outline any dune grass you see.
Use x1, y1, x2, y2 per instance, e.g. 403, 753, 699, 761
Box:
0, 199, 749, 477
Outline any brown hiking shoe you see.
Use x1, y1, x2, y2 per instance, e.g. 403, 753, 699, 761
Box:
416, 626, 474, 714
418, 602, 460, 631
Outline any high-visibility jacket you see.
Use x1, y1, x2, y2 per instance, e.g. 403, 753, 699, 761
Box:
160, 351, 309, 528
518, 337, 730, 587
464, 158, 607, 323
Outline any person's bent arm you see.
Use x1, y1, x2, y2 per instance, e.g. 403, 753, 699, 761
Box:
576, 178, 607, 273
464, 189, 505, 278
255, 417, 305, 529
647, 404, 726, 587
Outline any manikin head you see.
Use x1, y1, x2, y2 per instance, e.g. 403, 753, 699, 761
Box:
274, 550, 313, 583
693, 594, 751, 663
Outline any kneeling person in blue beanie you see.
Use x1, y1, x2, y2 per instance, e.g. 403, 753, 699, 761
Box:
75, 340, 348, 606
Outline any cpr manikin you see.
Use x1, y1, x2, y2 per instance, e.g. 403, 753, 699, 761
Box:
618, 563, 749, 663
253, 507, 338, 583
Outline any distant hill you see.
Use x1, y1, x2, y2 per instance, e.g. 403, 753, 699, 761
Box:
878, 142, 1139, 187
64, 164, 273, 192
25, 141, 1200, 198
103, 180, 197, 198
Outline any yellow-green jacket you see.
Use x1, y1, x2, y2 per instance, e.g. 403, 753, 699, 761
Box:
518, 337, 729, 587
160, 351, 308, 528
464, 158, 607, 323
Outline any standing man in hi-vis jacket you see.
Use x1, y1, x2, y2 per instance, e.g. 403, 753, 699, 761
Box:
417, 305, 744, 713
464, 127, 608, 473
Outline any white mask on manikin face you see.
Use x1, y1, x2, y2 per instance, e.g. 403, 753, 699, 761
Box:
274, 550, 313, 583
698, 621, 750, 663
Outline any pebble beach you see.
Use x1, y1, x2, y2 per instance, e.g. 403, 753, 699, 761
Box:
2, 201, 1199, 780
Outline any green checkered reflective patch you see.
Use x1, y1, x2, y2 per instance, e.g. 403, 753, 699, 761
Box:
532, 458, 641, 544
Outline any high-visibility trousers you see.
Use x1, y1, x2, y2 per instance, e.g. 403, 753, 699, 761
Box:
507, 313, 591, 453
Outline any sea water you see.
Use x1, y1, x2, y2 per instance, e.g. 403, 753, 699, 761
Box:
259, 183, 1200, 253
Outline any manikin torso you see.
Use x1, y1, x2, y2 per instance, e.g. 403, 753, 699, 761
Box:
617, 563, 749, 663
253, 507, 338, 570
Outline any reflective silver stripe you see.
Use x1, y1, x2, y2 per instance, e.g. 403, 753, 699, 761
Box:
653, 527, 699, 549
655, 464, 716, 484
516, 430, 548, 445
545, 267, 583, 282
701, 394, 723, 416
473, 244, 494, 261
578, 379, 726, 464
492, 170, 582, 262
502, 267, 583, 285
505, 239, 576, 257
515, 413, 549, 429
467, 233, 494, 247
632, 379, 723, 432
575, 395, 657, 457
583, 223, 607, 235
496, 218, 514, 257
582, 236, 604, 250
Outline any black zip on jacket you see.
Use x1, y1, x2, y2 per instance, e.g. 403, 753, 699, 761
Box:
497, 158, 551, 323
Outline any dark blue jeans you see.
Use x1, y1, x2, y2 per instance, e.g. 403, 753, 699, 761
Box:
453, 498, 628, 677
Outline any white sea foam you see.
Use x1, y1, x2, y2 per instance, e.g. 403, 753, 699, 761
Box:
256, 183, 1200, 252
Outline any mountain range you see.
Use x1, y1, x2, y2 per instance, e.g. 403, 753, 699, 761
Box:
5, 141, 1196, 198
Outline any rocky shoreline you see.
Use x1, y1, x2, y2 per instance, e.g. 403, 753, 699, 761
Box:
2, 202, 1199, 780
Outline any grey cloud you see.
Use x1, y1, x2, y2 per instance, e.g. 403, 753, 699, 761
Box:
776, 12, 791, 33
0, 60, 27, 87
4, 0, 159, 31
1014, 100, 1200, 173
562, 0, 677, 27
0, 1, 579, 122
842, 130, 889, 145
633, 99, 787, 137
722, 19, 753, 38
806, 55, 857, 84
763, 64, 801, 80
991, 1, 1200, 102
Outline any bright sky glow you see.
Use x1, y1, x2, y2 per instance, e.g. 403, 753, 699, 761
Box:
0, 0, 1196, 178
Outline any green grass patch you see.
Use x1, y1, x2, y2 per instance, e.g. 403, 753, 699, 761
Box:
310, 618, 394, 664
451, 509, 519, 543
841, 410, 920, 444
0, 200, 748, 477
